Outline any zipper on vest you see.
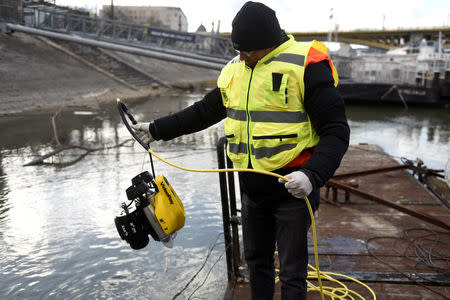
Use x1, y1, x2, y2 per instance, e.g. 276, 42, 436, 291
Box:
253, 133, 297, 140
246, 68, 254, 167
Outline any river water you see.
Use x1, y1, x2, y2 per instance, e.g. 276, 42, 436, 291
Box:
0, 93, 449, 300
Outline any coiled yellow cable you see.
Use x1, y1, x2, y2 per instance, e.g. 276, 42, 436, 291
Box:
145, 147, 376, 300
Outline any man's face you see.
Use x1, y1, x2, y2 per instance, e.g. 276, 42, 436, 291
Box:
239, 48, 274, 68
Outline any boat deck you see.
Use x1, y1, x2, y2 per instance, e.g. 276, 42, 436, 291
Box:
230, 144, 450, 300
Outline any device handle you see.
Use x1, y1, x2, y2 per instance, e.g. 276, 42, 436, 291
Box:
117, 98, 156, 177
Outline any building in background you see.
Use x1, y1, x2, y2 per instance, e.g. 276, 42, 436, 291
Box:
99, 5, 188, 32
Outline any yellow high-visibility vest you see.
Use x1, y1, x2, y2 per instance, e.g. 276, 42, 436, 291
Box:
217, 35, 338, 171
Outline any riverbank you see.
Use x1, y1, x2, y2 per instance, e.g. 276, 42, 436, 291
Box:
0, 31, 220, 115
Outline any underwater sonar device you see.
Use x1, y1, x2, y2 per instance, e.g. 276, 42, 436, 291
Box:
115, 99, 185, 250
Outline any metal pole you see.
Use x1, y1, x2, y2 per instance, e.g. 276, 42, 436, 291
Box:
110, 0, 114, 20
332, 165, 409, 179
217, 137, 234, 281
65, 12, 69, 32
332, 164, 444, 180
36, 8, 39, 28
226, 155, 241, 278
20, 0, 24, 24
327, 179, 450, 231
82, 16, 85, 35
111, 0, 115, 39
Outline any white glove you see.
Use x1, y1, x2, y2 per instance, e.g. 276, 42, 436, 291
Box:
131, 122, 154, 144
278, 171, 313, 199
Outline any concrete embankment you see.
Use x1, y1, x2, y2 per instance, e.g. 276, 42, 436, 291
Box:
0, 31, 220, 115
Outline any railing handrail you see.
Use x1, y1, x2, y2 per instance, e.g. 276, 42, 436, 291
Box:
217, 137, 242, 283
21, 6, 235, 60
35, 7, 232, 41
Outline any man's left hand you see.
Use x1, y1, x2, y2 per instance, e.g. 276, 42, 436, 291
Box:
278, 171, 313, 199
131, 122, 154, 144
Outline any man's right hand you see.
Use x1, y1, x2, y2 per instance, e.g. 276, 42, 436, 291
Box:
131, 122, 154, 144
278, 171, 313, 199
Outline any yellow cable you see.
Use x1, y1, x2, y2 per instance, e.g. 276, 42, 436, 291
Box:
145, 147, 376, 299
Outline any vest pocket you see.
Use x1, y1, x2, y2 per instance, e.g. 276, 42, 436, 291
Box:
264, 73, 289, 109
225, 119, 246, 162
217, 73, 233, 107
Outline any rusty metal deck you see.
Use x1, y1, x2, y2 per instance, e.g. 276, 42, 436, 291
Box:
230, 144, 450, 300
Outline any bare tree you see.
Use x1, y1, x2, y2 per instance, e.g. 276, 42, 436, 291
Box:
24, 109, 132, 167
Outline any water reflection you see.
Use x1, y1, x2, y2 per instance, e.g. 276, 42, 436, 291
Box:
346, 105, 449, 169
0, 93, 448, 300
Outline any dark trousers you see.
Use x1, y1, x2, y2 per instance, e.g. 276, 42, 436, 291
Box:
239, 171, 318, 300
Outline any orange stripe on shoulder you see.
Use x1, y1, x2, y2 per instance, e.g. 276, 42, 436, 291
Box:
305, 46, 339, 86
305, 46, 330, 67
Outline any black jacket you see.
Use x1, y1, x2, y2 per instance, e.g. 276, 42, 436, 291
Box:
150, 60, 350, 194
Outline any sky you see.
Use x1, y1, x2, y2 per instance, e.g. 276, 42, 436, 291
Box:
56, 0, 450, 33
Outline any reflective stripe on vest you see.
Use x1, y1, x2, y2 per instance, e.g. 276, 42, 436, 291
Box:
228, 142, 248, 155
229, 142, 298, 159
251, 143, 297, 159
226, 108, 246, 121
227, 108, 308, 123
264, 53, 305, 66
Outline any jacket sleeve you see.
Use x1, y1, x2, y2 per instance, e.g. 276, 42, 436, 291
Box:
150, 87, 226, 141
301, 60, 350, 189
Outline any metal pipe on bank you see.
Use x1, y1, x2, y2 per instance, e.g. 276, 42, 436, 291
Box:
327, 179, 450, 231
6, 23, 225, 71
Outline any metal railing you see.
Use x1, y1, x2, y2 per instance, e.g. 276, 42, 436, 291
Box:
217, 137, 242, 285
7, 23, 226, 70
25, 7, 235, 60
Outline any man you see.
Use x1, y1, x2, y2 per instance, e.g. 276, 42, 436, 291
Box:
132, 2, 349, 299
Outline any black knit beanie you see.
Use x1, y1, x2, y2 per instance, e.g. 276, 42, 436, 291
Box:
231, 1, 282, 51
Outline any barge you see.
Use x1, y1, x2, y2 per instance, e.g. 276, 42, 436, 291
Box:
333, 39, 450, 107
217, 141, 450, 299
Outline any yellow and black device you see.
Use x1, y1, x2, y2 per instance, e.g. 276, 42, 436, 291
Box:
145, 175, 185, 239
115, 99, 185, 250
115, 171, 185, 249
